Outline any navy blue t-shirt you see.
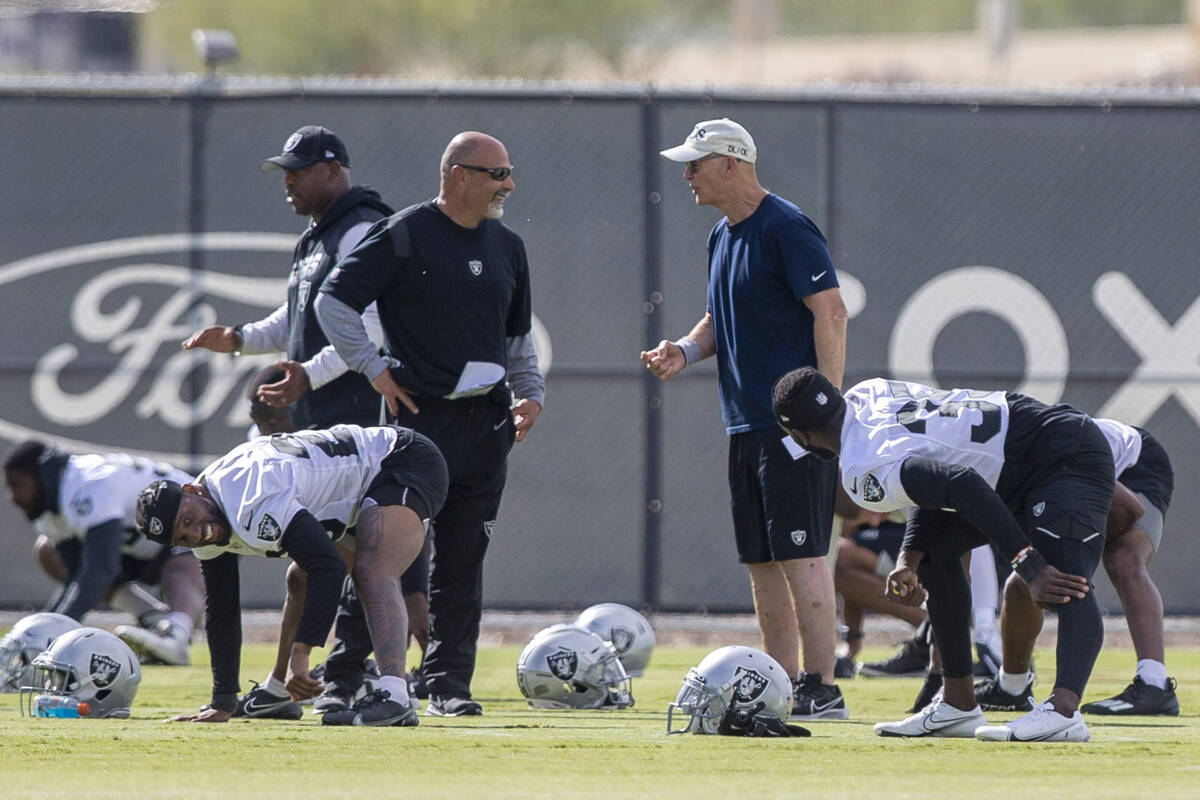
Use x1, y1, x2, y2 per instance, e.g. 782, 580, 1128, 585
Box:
319, 200, 532, 398
706, 193, 838, 434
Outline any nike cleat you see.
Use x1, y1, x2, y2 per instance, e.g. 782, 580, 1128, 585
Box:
975, 701, 1090, 742
232, 682, 303, 720
791, 673, 849, 720
875, 697, 986, 738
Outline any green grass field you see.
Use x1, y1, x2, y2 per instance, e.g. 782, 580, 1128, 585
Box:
1, 640, 1197, 799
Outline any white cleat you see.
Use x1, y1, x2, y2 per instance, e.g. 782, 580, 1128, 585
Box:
874, 698, 987, 738
116, 622, 190, 666
975, 700, 1090, 742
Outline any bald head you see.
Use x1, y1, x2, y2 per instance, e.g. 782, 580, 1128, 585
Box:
436, 131, 516, 227
440, 132, 506, 183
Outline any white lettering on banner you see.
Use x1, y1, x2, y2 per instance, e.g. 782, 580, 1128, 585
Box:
0, 232, 555, 464
889, 266, 1069, 402
1094, 271, 1200, 426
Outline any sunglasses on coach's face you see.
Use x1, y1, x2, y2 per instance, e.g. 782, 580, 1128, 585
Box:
685, 154, 725, 174
454, 164, 514, 181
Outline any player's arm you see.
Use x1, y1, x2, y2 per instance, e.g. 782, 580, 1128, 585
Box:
49, 520, 124, 621
898, 457, 1088, 604
181, 552, 241, 722
641, 312, 716, 380
182, 303, 289, 354
278, 510, 346, 696
803, 287, 847, 390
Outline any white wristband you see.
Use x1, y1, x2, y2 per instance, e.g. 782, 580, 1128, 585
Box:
674, 336, 702, 366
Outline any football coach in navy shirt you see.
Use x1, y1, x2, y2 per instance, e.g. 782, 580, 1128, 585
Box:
317, 131, 544, 717
642, 118, 849, 720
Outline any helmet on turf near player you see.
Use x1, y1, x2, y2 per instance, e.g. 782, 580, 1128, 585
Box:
667, 645, 793, 734
574, 602, 655, 677
516, 625, 633, 709
21, 627, 141, 718
0, 612, 81, 692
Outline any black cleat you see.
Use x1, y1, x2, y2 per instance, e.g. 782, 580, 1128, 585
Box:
858, 636, 929, 678
974, 676, 1035, 712
1081, 676, 1179, 716
909, 671, 944, 713
233, 682, 303, 720
426, 695, 483, 717
321, 689, 418, 727
834, 655, 856, 680
790, 672, 848, 720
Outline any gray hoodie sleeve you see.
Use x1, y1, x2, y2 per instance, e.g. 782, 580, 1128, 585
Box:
506, 333, 545, 407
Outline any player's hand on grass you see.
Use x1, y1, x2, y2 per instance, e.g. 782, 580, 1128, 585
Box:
181, 325, 240, 353
1029, 563, 1090, 607
256, 360, 310, 406
285, 646, 323, 701
167, 706, 231, 723
640, 340, 685, 381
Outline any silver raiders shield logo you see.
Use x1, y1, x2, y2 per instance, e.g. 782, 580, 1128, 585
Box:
730, 665, 769, 703
546, 648, 578, 680
90, 653, 121, 688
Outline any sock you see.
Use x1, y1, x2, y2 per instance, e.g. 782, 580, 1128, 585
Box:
166, 611, 194, 641
1135, 659, 1168, 690
377, 674, 410, 704
262, 674, 290, 698
969, 545, 999, 640
998, 668, 1031, 695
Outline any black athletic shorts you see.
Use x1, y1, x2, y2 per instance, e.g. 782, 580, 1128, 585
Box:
850, 520, 905, 564
729, 427, 837, 563
1119, 429, 1174, 515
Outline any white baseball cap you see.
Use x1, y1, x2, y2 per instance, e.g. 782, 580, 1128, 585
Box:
660, 118, 757, 164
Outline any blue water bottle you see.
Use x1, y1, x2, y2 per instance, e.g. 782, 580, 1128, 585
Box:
33, 694, 83, 718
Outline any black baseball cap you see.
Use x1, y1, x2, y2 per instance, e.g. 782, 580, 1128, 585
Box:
135, 479, 183, 545
261, 125, 350, 172
771, 367, 846, 432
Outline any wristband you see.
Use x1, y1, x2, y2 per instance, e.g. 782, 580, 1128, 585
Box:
232, 325, 244, 352
1011, 546, 1048, 583
674, 336, 701, 366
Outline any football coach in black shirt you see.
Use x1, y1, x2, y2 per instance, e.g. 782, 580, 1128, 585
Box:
317, 131, 544, 717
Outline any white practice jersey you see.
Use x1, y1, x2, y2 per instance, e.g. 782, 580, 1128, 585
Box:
839, 378, 1011, 513
1093, 418, 1142, 477
193, 425, 399, 560
34, 453, 193, 560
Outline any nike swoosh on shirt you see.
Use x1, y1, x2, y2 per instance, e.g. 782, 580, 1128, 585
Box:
811, 270, 828, 282
493, 419, 508, 431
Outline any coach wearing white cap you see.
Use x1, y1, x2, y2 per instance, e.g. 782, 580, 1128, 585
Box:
642, 117, 849, 720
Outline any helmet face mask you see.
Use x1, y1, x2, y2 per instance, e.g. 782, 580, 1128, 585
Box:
19, 627, 140, 718
517, 625, 634, 710
574, 603, 655, 677
0, 612, 81, 693
667, 645, 793, 735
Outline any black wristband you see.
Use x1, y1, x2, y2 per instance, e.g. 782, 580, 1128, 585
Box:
1013, 547, 1048, 583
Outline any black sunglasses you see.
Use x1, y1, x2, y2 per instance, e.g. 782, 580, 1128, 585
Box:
685, 154, 725, 174
454, 164, 514, 181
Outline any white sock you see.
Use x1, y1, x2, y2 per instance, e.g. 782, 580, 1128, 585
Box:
263, 674, 289, 697
377, 674, 410, 704
998, 668, 1031, 695
1135, 659, 1168, 690
166, 611, 194, 641
970, 545, 999, 640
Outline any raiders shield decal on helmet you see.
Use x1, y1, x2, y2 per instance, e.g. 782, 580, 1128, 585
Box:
608, 626, 634, 654
546, 648, 578, 680
731, 666, 769, 703
90, 652, 121, 688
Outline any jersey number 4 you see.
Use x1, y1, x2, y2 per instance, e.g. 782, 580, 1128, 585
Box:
887, 381, 1001, 444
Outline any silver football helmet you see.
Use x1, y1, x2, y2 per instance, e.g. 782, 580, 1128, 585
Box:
0, 612, 81, 692
21, 627, 141, 718
667, 645, 793, 734
517, 624, 633, 709
574, 603, 655, 677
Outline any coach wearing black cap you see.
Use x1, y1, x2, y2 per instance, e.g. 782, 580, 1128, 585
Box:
180, 125, 431, 719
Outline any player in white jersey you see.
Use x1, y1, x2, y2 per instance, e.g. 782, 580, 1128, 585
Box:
136, 424, 448, 728
978, 417, 1178, 717
772, 367, 1115, 742
3, 441, 203, 666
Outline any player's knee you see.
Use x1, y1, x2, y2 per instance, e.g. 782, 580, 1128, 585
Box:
1103, 541, 1146, 586
285, 562, 306, 593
